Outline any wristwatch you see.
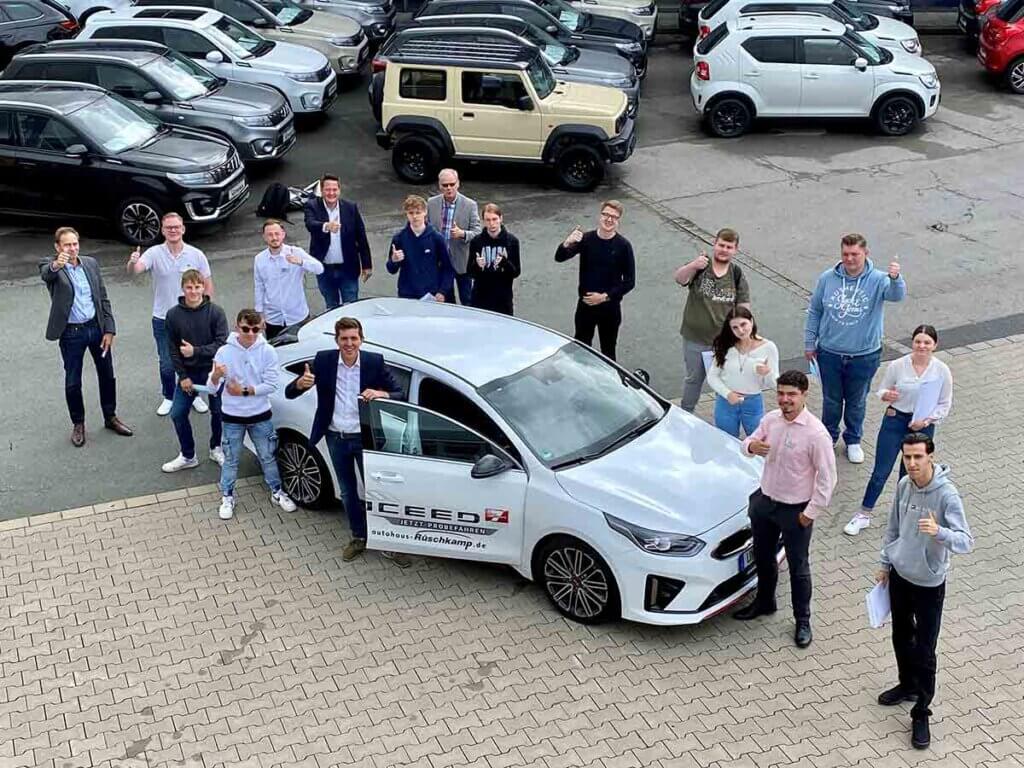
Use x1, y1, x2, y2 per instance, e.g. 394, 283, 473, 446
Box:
242, 386, 250, 397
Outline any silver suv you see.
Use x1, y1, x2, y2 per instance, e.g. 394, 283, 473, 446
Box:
79, 6, 338, 113
294, 0, 396, 44
3, 39, 296, 160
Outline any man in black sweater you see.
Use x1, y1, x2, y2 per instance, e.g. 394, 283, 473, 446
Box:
554, 199, 636, 360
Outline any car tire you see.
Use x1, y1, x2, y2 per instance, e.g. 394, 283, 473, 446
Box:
391, 135, 441, 184
277, 432, 335, 509
1005, 57, 1024, 94
537, 536, 620, 624
874, 94, 919, 136
705, 97, 752, 138
368, 72, 385, 124
116, 198, 163, 247
554, 144, 605, 192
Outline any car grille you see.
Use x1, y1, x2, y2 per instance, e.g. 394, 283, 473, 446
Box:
315, 64, 332, 82
211, 152, 241, 184
268, 103, 291, 125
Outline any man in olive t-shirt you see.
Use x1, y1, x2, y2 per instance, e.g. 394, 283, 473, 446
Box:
673, 228, 752, 412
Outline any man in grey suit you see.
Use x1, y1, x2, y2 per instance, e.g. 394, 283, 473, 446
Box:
427, 168, 481, 305
40, 227, 133, 447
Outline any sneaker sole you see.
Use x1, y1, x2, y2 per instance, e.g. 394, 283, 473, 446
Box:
162, 463, 199, 473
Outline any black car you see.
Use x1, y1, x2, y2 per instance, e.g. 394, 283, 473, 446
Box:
0, 0, 78, 67
0, 81, 249, 245
678, 0, 913, 36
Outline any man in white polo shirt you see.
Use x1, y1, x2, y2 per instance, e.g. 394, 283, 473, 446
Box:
127, 212, 214, 416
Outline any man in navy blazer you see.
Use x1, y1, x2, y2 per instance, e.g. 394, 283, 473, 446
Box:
303, 174, 373, 309
285, 316, 407, 565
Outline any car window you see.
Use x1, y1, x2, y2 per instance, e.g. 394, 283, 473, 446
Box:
399, 67, 446, 101
219, 0, 264, 24
740, 3, 799, 12
143, 53, 215, 99
742, 36, 798, 63
3, 2, 43, 21
163, 27, 218, 57
802, 37, 857, 65
385, 364, 411, 401
461, 71, 526, 108
93, 25, 167, 44
417, 377, 520, 461
96, 64, 154, 100
701, 0, 731, 19
368, 401, 495, 465
0, 111, 15, 146
13, 61, 95, 83
15, 113, 82, 152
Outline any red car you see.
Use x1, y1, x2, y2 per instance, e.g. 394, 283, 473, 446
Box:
979, 0, 1024, 92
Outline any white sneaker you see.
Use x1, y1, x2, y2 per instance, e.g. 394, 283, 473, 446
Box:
161, 454, 199, 473
218, 495, 235, 520
843, 512, 871, 536
847, 444, 865, 464
192, 396, 209, 414
209, 446, 225, 467
156, 398, 173, 417
271, 490, 297, 512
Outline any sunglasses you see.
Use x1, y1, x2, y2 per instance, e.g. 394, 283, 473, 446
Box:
238, 324, 261, 333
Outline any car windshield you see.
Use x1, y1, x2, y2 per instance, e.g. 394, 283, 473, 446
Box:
72, 94, 162, 153
846, 29, 887, 63
258, 0, 311, 25
478, 343, 666, 469
834, 0, 872, 26
527, 58, 556, 97
210, 16, 271, 57
537, 0, 581, 30
539, 40, 570, 65
143, 52, 218, 100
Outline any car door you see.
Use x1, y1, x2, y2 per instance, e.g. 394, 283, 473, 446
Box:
738, 36, 801, 116
0, 110, 18, 209
455, 69, 542, 159
798, 36, 874, 116
362, 400, 528, 566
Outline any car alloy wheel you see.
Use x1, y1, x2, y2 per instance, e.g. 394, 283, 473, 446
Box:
1008, 58, 1024, 94
877, 96, 917, 136
277, 436, 328, 507
540, 539, 618, 623
119, 201, 161, 246
708, 98, 751, 138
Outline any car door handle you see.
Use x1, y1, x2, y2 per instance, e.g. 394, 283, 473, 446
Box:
461, 112, 475, 118
744, 71, 760, 77
16, 160, 37, 168
370, 471, 404, 483
804, 74, 821, 80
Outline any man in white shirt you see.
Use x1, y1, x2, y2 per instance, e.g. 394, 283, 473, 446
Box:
303, 173, 373, 308
126, 212, 214, 416
254, 218, 324, 340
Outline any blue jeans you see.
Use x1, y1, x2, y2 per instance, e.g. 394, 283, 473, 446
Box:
713, 393, 765, 438
446, 272, 473, 306
325, 431, 366, 539
862, 409, 936, 510
316, 265, 359, 310
170, 367, 222, 460
220, 419, 282, 497
58, 318, 116, 425
151, 316, 176, 400
816, 348, 882, 446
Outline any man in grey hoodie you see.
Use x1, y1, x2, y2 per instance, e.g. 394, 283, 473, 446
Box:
876, 432, 973, 750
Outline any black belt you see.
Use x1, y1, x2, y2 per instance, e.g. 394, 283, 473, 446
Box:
65, 317, 98, 328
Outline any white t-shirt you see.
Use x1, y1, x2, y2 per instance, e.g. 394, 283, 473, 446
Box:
140, 243, 212, 319
706, 340, 780, 398
875, 355, 953, 422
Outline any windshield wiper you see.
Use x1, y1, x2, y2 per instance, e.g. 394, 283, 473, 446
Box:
550, 416, 660, 470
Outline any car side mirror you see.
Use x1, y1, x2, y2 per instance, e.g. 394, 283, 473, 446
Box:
854, 57, 868, 71
205, 50, 225, 64
632, 368, 651, 385
516, 94, 534, 111
470, 453, 509, 479
251, 17, 270, 27
65, 143, 88, 157
546, 24, 558, 33
142, 90, 163, 104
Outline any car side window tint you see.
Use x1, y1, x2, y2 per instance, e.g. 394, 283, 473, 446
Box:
0, 111, 15, 147
15, 113, 81, 152
803, 37, 857, 66
418, 377, 521, 462
96, 64, 154, 100
94, 25, 165, 44
742, 37, 797, 64
369, 401, 492, 464
3, 2, 42, 21
398, 68, 446, 101
461, 71, 527, 108
384, 364, 411, 402
163, 28, 217, 57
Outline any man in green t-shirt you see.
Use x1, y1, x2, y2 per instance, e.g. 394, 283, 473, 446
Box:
674, 228, 752, 412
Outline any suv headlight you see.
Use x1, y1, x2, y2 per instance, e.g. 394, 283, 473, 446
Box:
918, 72, 938, 88
290, 71, 320, 82
168, 170, 216, 186
235, 114, 274, 127
631, 3, 654, 15
605, 513, 705, 557
331, 34, 359, 46
616, 41, 643, 54
901, 38, 921, 53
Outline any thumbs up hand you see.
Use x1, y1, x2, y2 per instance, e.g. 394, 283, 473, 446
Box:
390, 243, 404, 263
918, 510, 939, 537
54, 250, 69, 269
180, 340, 194, 358
755, 360, 771, 376
296, 362, 315, 391
285, 247, 304, 266
211, 361, 228, 385
126, 246, 141, 271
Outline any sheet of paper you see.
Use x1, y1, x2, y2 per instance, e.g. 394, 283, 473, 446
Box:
912, 378, 943, 423
866, 581, 891, 629
808, 358, 820, 380
701, 350, 714, 373
190, 384, 214, 395
419, 293, 437, 302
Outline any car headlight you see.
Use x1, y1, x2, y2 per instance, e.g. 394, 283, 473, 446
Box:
168, 170, 216, 186
918, 72, 938, 88
605, 513, 705, 557
612, 78, 633, 89
365, 5, 385, 13
630, 4, 654, 15
901, 38, 921, 53
616, 41, 643, 54
290, 71, 320, 82
331, 34, 359, 46
234, 114, 274, 127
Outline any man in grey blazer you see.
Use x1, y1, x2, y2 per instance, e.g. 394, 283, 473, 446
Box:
427, 169, 481, 305
40, 227, 133, 447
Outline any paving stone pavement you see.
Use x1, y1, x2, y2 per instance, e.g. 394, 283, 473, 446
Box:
2, 342, 1023, 768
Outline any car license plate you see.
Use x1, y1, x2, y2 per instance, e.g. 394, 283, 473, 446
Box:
738, 548, 754, 573
227, 180, 245, 201
282, 125, 296, 143
326, 81, 337, 98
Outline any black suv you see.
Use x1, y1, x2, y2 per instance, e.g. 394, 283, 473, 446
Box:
0, 0, 78, 67
0, 81, 249, 245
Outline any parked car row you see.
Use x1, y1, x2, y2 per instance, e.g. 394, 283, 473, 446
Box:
971, 0, 1024, 94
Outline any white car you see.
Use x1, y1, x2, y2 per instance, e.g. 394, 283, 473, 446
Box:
691, 15, 940, 137
80, 7, 338, 113
265, 299, 769, 626
696, 0, 922, 55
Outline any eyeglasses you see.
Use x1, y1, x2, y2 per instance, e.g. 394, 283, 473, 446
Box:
600, 211, 621, 220
162, 225, 183, 231
238, 325, 260, 333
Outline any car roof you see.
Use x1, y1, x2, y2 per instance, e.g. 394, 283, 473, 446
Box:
95, 7, 221, 25
385, 26, 537, 68
0, 81, 106, 112
733, 13, 845, 32
296, 299, 569, 387
17, 42, 164, 66
737, 0, 837, 5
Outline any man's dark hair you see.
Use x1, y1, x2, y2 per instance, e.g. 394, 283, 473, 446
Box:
321, 173, 340, 187
776, 370, 809, 392
237, 308, 262, 326
902, 432, 935, 454
335, 316, 363, 339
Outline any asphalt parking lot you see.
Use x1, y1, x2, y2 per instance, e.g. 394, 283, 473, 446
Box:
2, 31, 1023, 518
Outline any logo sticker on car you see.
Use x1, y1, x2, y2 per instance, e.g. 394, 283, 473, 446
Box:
485, 508, 509, 524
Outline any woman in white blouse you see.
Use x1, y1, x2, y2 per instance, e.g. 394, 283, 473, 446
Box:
844, 324, 953, 536
706, 307, 779, 438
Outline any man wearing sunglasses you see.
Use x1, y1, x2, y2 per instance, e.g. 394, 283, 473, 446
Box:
209, 309, 296, 521
427, 168, 481, 305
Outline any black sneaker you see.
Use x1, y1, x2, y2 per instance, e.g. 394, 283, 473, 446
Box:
878, 685, 917, 706
733, 599, 777, 621
911, 715, 930, 749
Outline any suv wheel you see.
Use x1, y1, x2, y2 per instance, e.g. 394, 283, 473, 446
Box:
1006, 57, 1024, 94
706, 98, 752, 138
874, 95, 919, 136
117, 198, 163, 246
537, 536, 619, 624
391, 135, 441, 184
554, 145, 604, 192
277, 432, 334, 508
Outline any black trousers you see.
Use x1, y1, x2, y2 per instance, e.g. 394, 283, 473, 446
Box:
749, 489, 814, 620
59, 318, 116, 425
890, 568, 945, 716
573, 299, 622, 360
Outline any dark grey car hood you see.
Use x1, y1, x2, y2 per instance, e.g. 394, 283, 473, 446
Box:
551, 46, 636, 87
191, 81, 285, 118
118, 129, 232, 172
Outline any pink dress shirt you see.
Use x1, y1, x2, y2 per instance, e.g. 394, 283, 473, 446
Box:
742, 407, 837, 519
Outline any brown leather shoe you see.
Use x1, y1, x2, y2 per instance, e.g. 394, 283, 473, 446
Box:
71, 423, 86, 447
104, 416, 133, 437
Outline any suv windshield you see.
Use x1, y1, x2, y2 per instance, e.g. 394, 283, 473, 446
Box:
845, 29, 888, 64
527, 59, 556, 97
144, 52, 218, 100
518, 24, 572, 65
210, 17, 272, 57
536, 0, 581, 30
72, 94, 161, 153
834, 0, 877, 28
479, 343, 666, 468
258, 0, 312, 25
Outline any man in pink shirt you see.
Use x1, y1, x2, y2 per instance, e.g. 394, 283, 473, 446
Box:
734, 370, 837, 648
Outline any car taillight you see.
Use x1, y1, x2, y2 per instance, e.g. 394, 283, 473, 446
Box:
699, 25, 710, 38
696, 61, 710, 80
58, 19, 78, 31
371, 57, 387, 73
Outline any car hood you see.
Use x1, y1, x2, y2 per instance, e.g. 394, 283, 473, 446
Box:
195, 80, 285, 116
251, 38, 329, 73
543, 79, 627, 116
554, 407, 763, 535
579, 11, 645, 43
556, 46, 636, 85
119, 128, 231, 171
869, 14, 918, 43
277, 9, 362, 37
885, 48, 935, 76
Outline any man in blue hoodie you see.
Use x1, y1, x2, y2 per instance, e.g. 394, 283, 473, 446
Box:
804, 233, 906, 464
876, 433, 973, 750
386, 195, 454, 301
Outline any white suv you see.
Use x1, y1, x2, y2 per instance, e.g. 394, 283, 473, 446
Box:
691, 16, 940, 137
697, 0, 921, 55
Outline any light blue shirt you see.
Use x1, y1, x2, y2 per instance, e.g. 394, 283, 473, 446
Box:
65, 261, 96, 324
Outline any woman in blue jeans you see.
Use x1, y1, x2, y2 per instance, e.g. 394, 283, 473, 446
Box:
706, 307, 779, 438
844, 324, 953, 536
